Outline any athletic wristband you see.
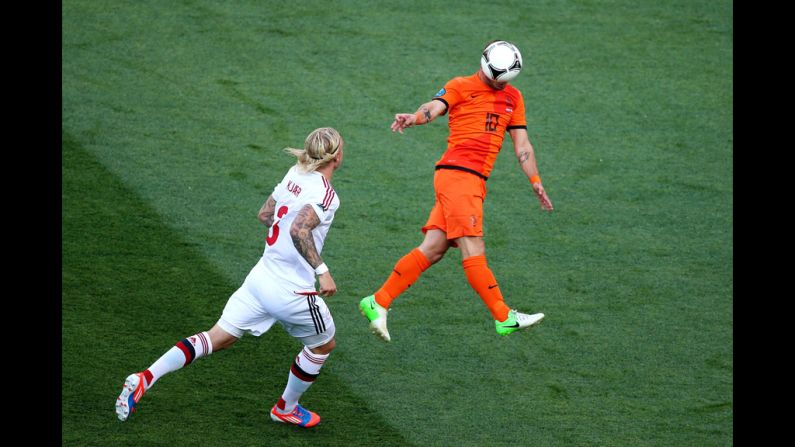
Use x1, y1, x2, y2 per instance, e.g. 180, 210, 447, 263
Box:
530, 175, 541, 185
414, 111, 425, 125
314, 263, 329, 275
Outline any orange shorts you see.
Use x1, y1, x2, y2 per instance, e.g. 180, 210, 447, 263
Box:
422, 168, 487, 240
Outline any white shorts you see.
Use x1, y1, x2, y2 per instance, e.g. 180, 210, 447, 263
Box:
217, 261, 335, 349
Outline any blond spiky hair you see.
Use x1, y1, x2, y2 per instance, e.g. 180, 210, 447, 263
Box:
285, 127, 343, 173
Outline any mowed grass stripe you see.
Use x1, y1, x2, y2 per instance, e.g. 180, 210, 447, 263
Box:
62, 130, 412, 447
62, 1, 732, 444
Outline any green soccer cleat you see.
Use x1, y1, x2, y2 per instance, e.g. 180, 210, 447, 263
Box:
359, 295, 391, 342
495, 309, 544, 336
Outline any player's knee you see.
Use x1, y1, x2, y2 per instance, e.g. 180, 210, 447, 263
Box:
310, 337, 336, 355
418, 242, 448, 264
207, 325, 239, 352
424, 249, 446, 264
457, 236, 485, 258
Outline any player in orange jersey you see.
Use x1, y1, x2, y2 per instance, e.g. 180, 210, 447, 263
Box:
359, 40, 553, 341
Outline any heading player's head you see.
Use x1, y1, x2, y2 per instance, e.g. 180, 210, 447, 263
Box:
286, 127, 344, 172
478, 40, 522, 91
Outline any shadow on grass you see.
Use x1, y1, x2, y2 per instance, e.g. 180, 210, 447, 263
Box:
62, 130, 412, 447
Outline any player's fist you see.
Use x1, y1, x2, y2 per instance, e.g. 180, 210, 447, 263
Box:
317, 272, 337, 297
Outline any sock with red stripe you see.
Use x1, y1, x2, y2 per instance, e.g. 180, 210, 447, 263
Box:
276, 346, 329, 414
374, 248, 432, 309
143, 331, 213, 390
462, 255, 511, 322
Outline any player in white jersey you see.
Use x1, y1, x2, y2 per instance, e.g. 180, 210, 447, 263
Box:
115, 127, 344, 428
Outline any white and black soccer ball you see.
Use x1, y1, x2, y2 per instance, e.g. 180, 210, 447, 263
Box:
480, 41, 523, 82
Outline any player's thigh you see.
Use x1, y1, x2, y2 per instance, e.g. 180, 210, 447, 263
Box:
217, 282, 277, 338
435, 170, 487, 239
272, 293, 336, 349
235, 263, 336, 348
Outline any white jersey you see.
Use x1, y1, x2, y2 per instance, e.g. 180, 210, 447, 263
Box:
260, 165, 339, 291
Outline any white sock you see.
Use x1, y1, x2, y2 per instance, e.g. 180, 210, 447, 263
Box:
277, 347, 329, 413
144, 331, 213, 389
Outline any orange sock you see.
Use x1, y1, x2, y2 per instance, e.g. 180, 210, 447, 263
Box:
462, 255, 510, 321
374, 248, 431, 309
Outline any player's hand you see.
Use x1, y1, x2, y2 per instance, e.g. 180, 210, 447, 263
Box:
317, 272, 337, 297
532, 183, 554, 211
390, 113, 416, 134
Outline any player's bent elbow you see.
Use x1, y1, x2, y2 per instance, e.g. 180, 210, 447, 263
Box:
289, 224, 302, 239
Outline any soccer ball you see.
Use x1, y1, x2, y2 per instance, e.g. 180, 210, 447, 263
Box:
480, 41, 523, 82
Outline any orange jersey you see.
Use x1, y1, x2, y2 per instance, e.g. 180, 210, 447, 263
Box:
432, 73, 527, 179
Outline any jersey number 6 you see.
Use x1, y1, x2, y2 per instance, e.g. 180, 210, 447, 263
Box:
266, 206, 289, 246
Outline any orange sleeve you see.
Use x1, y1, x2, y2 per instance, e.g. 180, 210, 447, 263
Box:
507, 88, 527, 128
432, 77, 465, 115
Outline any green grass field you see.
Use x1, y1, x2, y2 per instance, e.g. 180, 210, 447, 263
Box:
62, 1, 732, 445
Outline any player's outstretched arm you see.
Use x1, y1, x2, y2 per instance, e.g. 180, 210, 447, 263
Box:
390, 99, 447, 134
509, 128, 554, 212
290, 204, 337, 297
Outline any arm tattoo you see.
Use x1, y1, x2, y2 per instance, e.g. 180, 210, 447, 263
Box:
259, 196, 277, 227
421, 107, 432, 123
517, 151, 530, 164
289, 204, 323, 269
